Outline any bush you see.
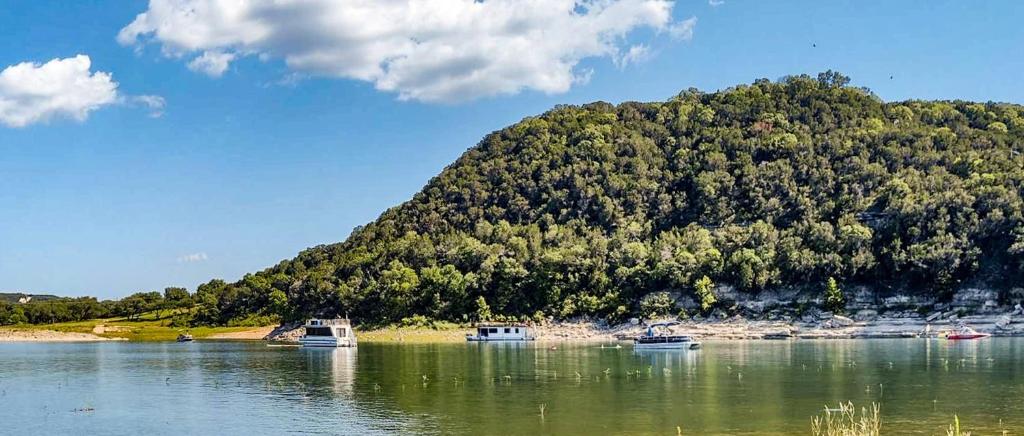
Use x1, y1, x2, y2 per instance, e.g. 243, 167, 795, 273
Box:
824, 277, 846, 313
226, 313, 280, 327
639, 292, 675, 318
694, 275, 717, 313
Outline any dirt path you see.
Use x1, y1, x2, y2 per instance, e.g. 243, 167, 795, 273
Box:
0, 328, 125, 342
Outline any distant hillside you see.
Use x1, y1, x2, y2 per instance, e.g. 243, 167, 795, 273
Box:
0, 293, 62, 304
192, 72, 1024, 326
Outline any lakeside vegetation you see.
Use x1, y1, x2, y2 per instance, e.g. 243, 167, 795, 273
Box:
6, 72, 1024, 328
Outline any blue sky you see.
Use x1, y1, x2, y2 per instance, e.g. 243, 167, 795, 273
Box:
1, 0, 1022, 299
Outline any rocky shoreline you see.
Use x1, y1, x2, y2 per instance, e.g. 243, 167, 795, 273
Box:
263, 307, 1024, 343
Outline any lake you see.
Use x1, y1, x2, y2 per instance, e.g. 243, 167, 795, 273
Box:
1, 339, 1022, 435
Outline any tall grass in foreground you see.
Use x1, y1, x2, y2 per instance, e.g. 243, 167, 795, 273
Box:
811, 404, 976, 436
946, 415, 971, 436
810, 402, 881, 436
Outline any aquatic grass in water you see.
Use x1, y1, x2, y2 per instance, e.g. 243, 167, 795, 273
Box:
810, 402, 881, 436
947, 415, 971, 436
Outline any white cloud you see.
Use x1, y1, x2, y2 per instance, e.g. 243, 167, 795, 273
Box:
119, 0, 694, 102
708, 0, 725, 6
187, 51, 237, 77
668, 16, 697, 41
615, 44, 653, 69
177, 252, 208, 263
130, 94, 167, 118
0, 55, 119, 128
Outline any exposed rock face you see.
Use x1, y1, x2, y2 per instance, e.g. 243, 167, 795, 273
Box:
266, 322, 303, 342
832, 315, 855, 327
952, 288, 1000, 311
855, 310, 878, 322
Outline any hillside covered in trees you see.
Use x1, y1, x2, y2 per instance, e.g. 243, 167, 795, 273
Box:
55, 72, 1024, 327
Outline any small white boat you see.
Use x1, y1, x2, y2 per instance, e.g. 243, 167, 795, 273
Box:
466, 323, 535, 342
299, 319, 357, 348
634, 322, 701, 350
176, 333, 194, 343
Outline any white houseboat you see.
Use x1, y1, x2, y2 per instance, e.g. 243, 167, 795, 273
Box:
299, 319, 358, 348
634, 322, 701, 350
466, 323, 535, 342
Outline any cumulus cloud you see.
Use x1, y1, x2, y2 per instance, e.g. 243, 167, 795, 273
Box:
0, 55, 119, 127
119, 0, 694, 102
0, 55, 165, 127
177, 252, 208, 263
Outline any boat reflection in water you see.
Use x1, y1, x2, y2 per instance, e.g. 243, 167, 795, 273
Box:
303, 347, 357, 396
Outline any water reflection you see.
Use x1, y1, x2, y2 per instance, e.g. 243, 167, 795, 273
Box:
302, 347, 356, 396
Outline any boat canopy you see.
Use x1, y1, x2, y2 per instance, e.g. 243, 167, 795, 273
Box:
647, 321, 680, 328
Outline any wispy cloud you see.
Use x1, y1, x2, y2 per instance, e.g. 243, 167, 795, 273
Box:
128, 94, 166, 118
615, 44, 653, 69
709, 0, 725, 6
668, 16, 698, 41
177, 252, 208, 263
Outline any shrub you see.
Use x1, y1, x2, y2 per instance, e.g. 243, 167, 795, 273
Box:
824, 277, 846, 313
694, 275, 717, 313
639, 292, 674, 318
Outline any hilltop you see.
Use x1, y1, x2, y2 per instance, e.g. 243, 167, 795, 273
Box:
158, 73, 1024, 325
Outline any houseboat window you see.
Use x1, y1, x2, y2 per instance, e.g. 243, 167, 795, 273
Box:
306, 327, 333, 336
488, 328, 498, 334
504, 328, 511, 333
479, 328, 488, 336
338, 328, 346, 336
515, 328, 519, 333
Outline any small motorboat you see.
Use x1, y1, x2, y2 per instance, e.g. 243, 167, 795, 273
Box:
176, 333, 194, 342
946, 326, 991, 340
634, 322, 701, 350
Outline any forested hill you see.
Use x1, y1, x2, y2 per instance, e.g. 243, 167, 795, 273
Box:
193, 72, 1024, 326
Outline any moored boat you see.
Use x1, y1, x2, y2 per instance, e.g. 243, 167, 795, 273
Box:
946, 326, 991, 340
176, 333, 194, 342
299, 319, 357, 348
634, 322, 701, 350
466, 323, 535, 342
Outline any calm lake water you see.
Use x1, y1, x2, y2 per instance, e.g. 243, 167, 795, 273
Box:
1, 339, 1022, 435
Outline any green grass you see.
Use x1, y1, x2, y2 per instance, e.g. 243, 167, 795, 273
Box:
3, 310, 270, 342
356, 324, 472, 343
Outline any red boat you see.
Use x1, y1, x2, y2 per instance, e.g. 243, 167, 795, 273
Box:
946, 327, 991, 340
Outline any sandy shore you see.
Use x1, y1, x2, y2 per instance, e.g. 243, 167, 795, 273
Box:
205, 326, 276, 340
0, 328, 126, 342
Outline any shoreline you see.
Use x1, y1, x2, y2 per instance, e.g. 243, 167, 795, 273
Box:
5, 310, 1020, 343
0, 327, 126, 342
267, 311, 1024, 343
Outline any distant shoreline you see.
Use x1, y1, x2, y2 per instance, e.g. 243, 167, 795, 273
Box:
5, 310, 1021, 344
0, 327, 126, 342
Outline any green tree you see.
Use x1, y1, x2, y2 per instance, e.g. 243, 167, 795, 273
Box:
824, 277, 845, 313
694, 275, 717, 313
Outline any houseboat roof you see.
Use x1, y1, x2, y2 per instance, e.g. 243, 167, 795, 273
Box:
476, 322, 531, 328
304, 318, 352, 327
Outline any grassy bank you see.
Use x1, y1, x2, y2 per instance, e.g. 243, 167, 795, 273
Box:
2, 311, 271, 342
356, 325, 472, 343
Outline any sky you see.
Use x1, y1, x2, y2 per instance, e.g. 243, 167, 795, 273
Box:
1, 0, 1022, 300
